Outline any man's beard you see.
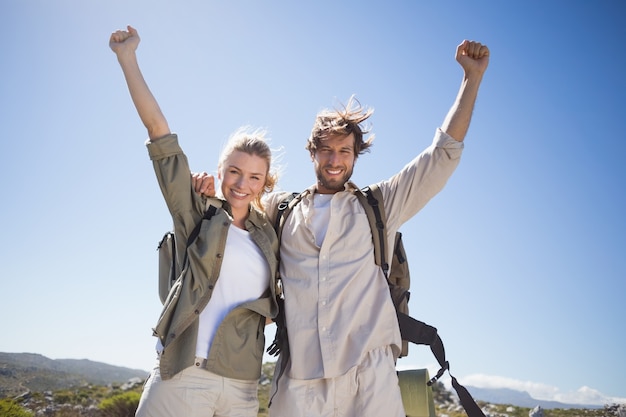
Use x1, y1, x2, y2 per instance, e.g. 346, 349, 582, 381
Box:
315, 165, 353, 192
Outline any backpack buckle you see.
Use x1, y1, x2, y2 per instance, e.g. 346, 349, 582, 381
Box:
276, 278, 285, 300
427, 361, 449, 386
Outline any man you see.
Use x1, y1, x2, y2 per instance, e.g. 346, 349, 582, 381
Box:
195, 39, 489, 417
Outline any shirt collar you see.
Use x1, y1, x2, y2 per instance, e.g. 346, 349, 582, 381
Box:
307, 180, 361, 195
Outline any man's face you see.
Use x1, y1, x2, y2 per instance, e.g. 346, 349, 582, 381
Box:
312, 133, 356, 194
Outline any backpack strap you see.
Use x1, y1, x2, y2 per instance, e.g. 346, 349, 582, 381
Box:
398, 313, 485, 416
157, 231, 177, 304
273, 191, 306, 238
180, 203, 219, 269
267, 190, 307, 349
267, 191, 308, 407
358, 186, 486, 417
189, 205, 218, 244
157, 202, 221, 304
355, 184, 389, 277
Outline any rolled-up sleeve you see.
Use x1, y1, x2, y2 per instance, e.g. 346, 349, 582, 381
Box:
146, 133, 205, 253
383, 128, 464, 231
146, 134, 183, 160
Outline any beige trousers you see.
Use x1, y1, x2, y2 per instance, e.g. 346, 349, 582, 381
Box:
136, 361, 259, 417
269, 346, 405, 417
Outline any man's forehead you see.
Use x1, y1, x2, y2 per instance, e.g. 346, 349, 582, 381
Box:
320, 132, 355, 144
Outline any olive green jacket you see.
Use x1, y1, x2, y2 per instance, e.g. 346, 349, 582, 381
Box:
147, 134, 279, 381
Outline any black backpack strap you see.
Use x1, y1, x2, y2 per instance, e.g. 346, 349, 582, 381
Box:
359, 185, 485, 417
188, 205, 218, 245
452, 376, 486, 417
397, 312, 486, 417
355, 185, 389, 277
273, 192, 301, 235
158, 231, 177, 288
267, 191, 308, 407
180, 204, 219, 269
267, 191, 305, 353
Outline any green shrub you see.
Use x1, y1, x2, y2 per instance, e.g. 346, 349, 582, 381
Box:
0, 398, 32, 417
98, 391, 141, 417
52, 390, 73, 404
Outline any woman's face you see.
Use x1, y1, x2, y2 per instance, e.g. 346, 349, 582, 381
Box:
218, 150, 268, 212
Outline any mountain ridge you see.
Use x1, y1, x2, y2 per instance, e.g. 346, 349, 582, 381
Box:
0, 352, 616, 411
0, 352, 148, 397
466, 386, 604, 410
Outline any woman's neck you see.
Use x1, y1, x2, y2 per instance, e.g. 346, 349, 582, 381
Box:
231, 207, 249, 230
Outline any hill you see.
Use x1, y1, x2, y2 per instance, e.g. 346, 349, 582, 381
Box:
0, 352, 148, 397
467, 386, 604, 410
2, 352, 624, 417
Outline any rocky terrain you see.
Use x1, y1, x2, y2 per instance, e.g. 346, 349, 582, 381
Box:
0, 352, 147, 398
1, 352, 624, 417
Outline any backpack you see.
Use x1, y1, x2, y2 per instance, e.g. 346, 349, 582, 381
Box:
267, 185, 486, 417
157, 205, 219, 304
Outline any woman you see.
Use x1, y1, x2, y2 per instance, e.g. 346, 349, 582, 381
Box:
110, 26, 279, 417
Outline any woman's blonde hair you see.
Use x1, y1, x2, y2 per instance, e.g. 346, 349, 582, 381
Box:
218, 126, 278, 211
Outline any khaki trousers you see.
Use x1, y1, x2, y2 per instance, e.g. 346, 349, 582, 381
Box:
270, 346, 405, 417
136, 361, 259, 417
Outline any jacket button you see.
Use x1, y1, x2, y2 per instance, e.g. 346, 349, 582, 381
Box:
208, 285, 214, 290
216, 253, 222, 258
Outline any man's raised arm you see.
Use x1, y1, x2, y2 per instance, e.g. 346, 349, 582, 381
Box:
441, 40, 490, 142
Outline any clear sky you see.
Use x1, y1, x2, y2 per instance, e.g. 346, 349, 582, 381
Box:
1, 0, 624, 407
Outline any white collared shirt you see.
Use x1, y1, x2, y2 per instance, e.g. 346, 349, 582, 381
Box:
264, 128, 464, 379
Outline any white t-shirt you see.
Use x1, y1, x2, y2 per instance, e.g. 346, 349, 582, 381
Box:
311, 193, 332, 246
195, 225, 270, 358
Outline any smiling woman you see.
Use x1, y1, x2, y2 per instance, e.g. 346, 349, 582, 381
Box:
110, 25, 281, 417
217, 127, 277, 228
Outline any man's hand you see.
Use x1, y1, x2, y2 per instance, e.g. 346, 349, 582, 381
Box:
191, 172, 216, 197
456, 40, 490, 77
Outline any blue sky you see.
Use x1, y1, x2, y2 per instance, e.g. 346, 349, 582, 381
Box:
1, 0, 624, 407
